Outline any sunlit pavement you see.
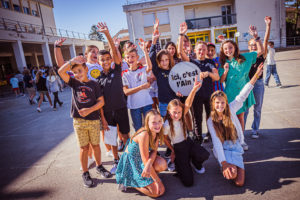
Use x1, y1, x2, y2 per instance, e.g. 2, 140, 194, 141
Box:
0, 49, 300, 200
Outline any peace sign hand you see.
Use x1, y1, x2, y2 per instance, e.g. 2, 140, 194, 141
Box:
249, 25, 258, 39
179, 22, 188, 35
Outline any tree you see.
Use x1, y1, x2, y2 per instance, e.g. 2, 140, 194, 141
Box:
89, 25, 104, 41
285, 0, 300, 36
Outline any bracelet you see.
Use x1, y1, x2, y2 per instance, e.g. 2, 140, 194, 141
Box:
55, 45, 61, 48
255, 36, 261, 41
256, 74, 260, 79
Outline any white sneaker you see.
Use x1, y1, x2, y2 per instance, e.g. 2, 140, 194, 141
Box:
106, 150, 113, 157
80, 157, 94, 171
110, 160, 119, 175
167, 159, 175, 171
242, 142, 249, 151
190, 162, 205, 174
37, 107, 42, 112
251, 132, 259, 139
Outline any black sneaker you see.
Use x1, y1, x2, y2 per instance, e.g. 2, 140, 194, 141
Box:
82, 171, 93, 188
59, 102, 63, 107
96, 165, 112, 178
164, 148, 172, 158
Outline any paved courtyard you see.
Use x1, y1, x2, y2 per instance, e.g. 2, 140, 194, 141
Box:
0, 49, 299, 200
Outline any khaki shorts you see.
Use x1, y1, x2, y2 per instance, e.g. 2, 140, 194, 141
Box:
26, 87, 36, 95
73, 118, 100, 147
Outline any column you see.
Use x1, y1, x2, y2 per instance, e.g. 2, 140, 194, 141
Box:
168, 5, 185, 43
69, 44, 76, 58
12, 40, 27, 72
82, 45, 86, 55
33, 52, 40, 67
42, 41, 53, 66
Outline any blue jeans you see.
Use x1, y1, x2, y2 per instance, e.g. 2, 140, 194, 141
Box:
244, 79, 265, 134
265, 64, 281, 85
130, 104, 153, 131
159, 102, 168, 117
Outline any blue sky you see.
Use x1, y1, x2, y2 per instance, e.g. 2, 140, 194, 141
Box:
53, 0, 129, 38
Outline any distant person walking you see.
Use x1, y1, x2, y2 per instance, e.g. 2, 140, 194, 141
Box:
264, 41, 282, 88
15, 71, 25, 95
10, 74, 20, 97
23, 69, 36, 104
36, 70, 52, 112
47, 68, 63, 111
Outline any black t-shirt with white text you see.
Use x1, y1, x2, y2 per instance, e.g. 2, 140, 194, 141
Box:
96, 64, 127, 112
68, 78, 103, 120
190, 58, 216, 99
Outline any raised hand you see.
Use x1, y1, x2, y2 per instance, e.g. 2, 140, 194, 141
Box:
70, 55, 86, 65
153, 18, 159, 32
179, 22, 188, 35
217, 35, 225, 42
55, 38, 66, 47
224, 63, 229, 73
193, 74, 203, 89
97, 22, 109, 34
152, 29, 160, 44
138, 38, 147, 52
264, 16, 272, 26
113, 37, 120, 47
249, 25, 258, 39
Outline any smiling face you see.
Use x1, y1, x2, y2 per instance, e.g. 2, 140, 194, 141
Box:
167, 44, 176, 57
98, 53, 112, 72
194, 43, 207, 60
248, 39, 257, 52
86, 47, 99, 64
148, 114, 163, 134
169, 105, 183, 121
124, 51, 139, 69
214, 96, 226, 114
207, 46, 216, 59
72, 65, 88, 82
222, 42, 235, 59
159, 54, 170, 70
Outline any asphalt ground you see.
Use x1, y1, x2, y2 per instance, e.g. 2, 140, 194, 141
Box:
0, 49, 299, 200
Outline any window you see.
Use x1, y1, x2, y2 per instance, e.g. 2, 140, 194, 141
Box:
214, 27, 237, 43
157, 10, 169, 25
32, 10, 39, 16
185, 8, 195, 20
187, 31, 211, 47
1, 0, 10, 9
23, 7, 30, 14
160, 38, 171, 48
13, 4, 21, 12
143, 12, 155, 27
221, 5, 233, 25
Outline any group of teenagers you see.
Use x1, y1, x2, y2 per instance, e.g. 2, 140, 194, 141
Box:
54, 16, 275, 197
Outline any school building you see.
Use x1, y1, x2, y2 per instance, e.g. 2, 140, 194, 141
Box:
123, 0, 286, 53
0, 0, 104, 85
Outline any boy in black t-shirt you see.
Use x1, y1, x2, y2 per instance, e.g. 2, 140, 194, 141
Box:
178, 22, 220, 144
96, 22, 130, 174
58, 56, 111, 188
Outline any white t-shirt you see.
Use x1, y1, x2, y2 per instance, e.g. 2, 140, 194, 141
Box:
266, 46, 276, 65
163, 120, 185, 144
122, 66, 153, 109
86, 62, 103, 81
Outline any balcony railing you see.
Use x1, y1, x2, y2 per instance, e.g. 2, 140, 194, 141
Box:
186, 14, 237, 29
0, 18, 91, 40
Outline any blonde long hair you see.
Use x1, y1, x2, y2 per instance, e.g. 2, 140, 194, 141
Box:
210, 91, 237, 143
165, 99, 187, 139
130, 109, 164, 149
35, 70, 43, 83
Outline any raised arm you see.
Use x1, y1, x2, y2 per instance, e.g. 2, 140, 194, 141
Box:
263, 16, 271, 58
139, 38, 152, 73
220, 63, 229, 83
178, 22, 190, 62
58, 56, 85, 83
113, 37, 123, 63
54, 38, 66, 67
184, 74, 203, 115
249, 25, 264, 57
97, 22, 121, 65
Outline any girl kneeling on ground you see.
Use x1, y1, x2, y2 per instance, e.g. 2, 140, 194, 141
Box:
116, 109, 167, 198
207, 63, 264, 186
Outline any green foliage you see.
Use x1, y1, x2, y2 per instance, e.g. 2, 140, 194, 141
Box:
89, 25, 104, 41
